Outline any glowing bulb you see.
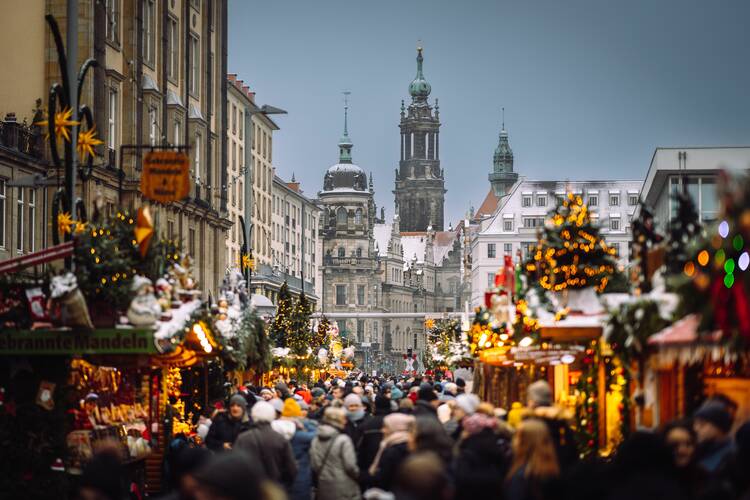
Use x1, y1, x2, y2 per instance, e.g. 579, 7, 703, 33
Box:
697, 250, 709, 266
718, 221, 729, 238
519, 336, 533, 347
739, 252, 749, 271
561, 354, 575, 364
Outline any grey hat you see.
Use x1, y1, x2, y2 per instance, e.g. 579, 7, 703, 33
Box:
694, 401, 732, 433
527, 380, 553, 407
270, 398, 284, 414
229, 394, 247, 409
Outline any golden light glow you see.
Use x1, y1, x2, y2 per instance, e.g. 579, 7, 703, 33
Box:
57, 212, 74, 235
36, 107, 79, 142
241, 253, 255, 271
77, 126, 104, 159
697, 250, 709, 266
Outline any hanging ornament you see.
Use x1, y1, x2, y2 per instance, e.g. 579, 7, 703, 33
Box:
134, 206, 154, 258
35, 381, 56, 411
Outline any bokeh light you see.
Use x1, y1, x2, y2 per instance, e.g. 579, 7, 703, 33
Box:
724, 258, 735, 274
718, 220, 729, 238
732, 234, 744, 251
683, 261, 695, 277
739, 252, 750, 271
697, 250, 709, 266
724, 273, 734, 288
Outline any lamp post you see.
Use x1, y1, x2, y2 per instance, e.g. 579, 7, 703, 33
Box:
242, 104, 287, 293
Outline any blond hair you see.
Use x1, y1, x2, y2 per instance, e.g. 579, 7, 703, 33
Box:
507, 418, 560, 480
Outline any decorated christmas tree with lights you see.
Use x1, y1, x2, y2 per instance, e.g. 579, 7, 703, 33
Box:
665, 191, 702, 278
269, 282, 293, 348
525, 192, 618, 293
288, 291, 312, 357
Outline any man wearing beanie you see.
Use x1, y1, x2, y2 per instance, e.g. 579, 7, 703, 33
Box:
414, 384, 440, 419
204, 393, 251, 452
343, 393, 367, 451
235, 401, 298, 488
694, 400, 734, 472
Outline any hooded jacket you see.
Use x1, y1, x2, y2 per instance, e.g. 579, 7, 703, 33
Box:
310, 424, 361, 500
234, 421, 298, 487
272, 418, 317, 500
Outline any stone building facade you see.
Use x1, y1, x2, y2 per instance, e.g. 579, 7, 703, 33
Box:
0, 0, 231, 295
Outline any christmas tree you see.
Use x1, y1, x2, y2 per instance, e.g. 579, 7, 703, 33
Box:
288, 292, 312, 357
525, 192, 618, 293
665, 191, 702, 278
269, 281, 293, 348
314, 315, 331, 350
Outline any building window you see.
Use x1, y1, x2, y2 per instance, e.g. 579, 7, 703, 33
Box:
189, 228, 196, 256
487, 243, 496, 258
238, 180, 243, 207
357, 285, 365, 305
522, 195, 532, 207
173, 120, 181, 146
167, 220, 175, 240
105, 0, 120, 44
628, 194, 638, 206
504, 243, 513, 255
357, 320, 364, 342
28, 189, 35, 252
336, 207, 347, 226
189, 35, 200, 96
239, 112, 244, 140
356, 247, 362, 258
16, 188, 24, 253
142, 0, 155, 66
336, 285, 347, 305
487, 272, 495, 288
354, 209, 363, 225
0, 179, 5, 248
148, 107, 157, 146
337, 247, 345, 258
522, 242, 535, 258
610, 218, 620, 231
609, 194, 620, 206
108, 88, 118, 151
611, 242, 620, 256
168, 16, 178, 80
537, 195, 547, 207
523, 217, 544, 228
503, 219, 513, 232
588, 195, 598, 207
555, 195, 565, 205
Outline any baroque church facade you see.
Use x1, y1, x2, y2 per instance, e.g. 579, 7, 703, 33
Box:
318, 48, 468, 372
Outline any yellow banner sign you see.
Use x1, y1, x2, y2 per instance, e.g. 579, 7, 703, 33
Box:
140, 151, 190, 203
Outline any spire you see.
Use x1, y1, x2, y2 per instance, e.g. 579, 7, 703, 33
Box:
489, 108, 518, 196
338, 91, 353, 163
368, 171, 373, 191
291, 172, 296, 182
409, 46, 431, 101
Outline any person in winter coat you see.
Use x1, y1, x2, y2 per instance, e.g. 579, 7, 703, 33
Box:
526, 380, 578, 471
344, 393, 367, 450
366, 413, 415, 492
662, 420, 708, 500
413, 385, 440, 419
234, 400, 298, 489
272, 398, 317, 500
453, 411, 510, 500
310, 407, 361, 500
357, 392, 392, 474
204, 394, 252, 452
505, 418, 560, 500
692, 400, 734, 473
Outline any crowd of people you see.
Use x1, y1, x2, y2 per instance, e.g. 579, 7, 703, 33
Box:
76, 375, 750, 500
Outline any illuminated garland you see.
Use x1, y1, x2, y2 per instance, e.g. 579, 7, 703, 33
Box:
575, 340, 599, 457
525, 193, 617, 293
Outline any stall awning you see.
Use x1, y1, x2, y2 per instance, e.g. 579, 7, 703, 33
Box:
648, 314, 721, 345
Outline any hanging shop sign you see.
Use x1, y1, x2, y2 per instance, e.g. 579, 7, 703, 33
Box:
511, 344, 585, 365
0, 329, 157, 355
140, 151, 190, 203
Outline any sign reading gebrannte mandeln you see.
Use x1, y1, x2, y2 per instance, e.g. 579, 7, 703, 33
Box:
0, 329, 157, 355
140, 150, 191, 203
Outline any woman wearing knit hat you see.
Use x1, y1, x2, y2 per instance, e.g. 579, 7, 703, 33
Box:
272, 398, 318, 500
203, 393, 251, 452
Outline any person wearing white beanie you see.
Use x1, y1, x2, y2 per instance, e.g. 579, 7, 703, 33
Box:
235, 400, 297, 487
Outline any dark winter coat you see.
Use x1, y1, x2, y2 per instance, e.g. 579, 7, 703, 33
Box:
203, 411, 251, 452
453, 428, 511, 500
356, 414, 385, 472
413, 400, 439, 419
234, 421, 298, 487
367, 442, 411, 492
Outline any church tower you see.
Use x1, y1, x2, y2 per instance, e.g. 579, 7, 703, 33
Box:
488, 114, 518, 196
394, 47, 445, 232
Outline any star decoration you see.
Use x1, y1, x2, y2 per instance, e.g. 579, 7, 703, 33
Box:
77, 127, 104, 159
134, 207, 154, 258
241, 254, 255, 271
57, 212, 74, 235
36, 107, 79, 142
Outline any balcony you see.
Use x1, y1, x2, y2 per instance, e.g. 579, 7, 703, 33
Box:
0, 116, 44, 160
324, 256, 374, 267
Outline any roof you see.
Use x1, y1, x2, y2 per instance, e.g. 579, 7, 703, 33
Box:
648, 314, 721, 345
474, 189, 499, 221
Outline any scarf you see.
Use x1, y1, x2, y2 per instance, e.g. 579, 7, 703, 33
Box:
369, 430, 411, 476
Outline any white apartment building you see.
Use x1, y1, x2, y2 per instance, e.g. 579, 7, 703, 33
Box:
640, 147, 750, 232
470, 178, 642, 307
226, 77, 248, 270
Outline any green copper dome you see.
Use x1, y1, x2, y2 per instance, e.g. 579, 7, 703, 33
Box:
409, 47, 431, 99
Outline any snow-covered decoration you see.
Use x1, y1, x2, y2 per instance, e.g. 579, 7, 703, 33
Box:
272, 347, 291, 358
127, 276, 161, 327
317, 348, 328, 365
154, 299, 202, 340
551, 287, 603, 315
342, 346, 355, 360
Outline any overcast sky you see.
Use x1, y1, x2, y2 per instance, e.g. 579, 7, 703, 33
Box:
228, 0, 750, 226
